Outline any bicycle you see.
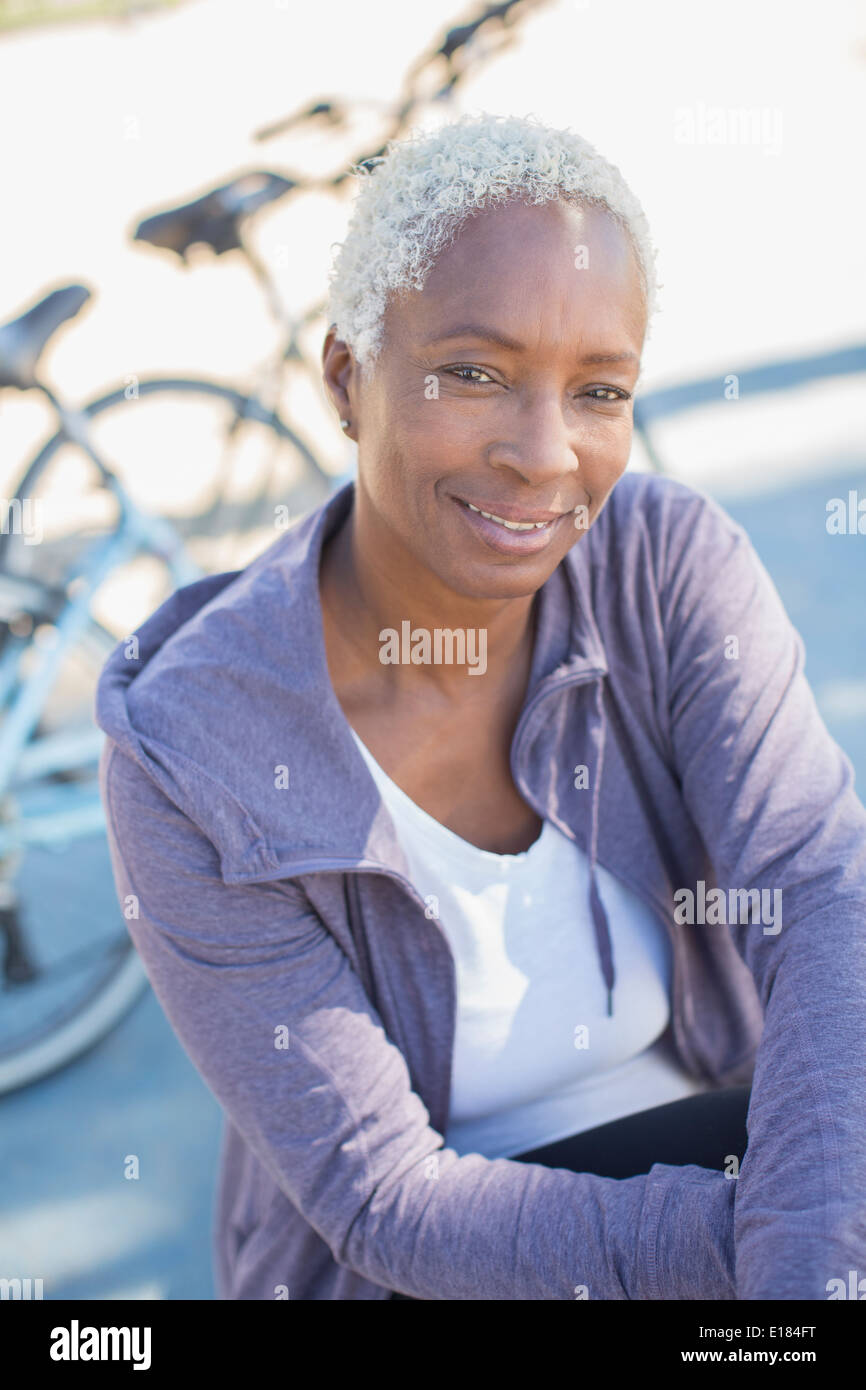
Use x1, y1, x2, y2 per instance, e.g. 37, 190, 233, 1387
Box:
0, 0, 554, 1093
0, 263, 346, 1097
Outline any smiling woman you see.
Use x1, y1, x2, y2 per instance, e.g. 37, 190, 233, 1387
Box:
318, 116, 652, 856
96, 110, 866, 1302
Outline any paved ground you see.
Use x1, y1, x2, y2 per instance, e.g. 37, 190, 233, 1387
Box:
1, 457, 864, 1301
723, 464, 866, 781
2, 985, 220, 1300
0, 833, 220, 1300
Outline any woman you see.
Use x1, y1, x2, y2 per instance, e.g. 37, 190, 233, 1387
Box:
96, 112, 866, 1300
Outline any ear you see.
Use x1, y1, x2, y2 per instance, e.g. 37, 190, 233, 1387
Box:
321, 326, 357, 428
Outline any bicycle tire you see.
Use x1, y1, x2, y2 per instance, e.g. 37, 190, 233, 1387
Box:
0, 610, 147, 1096
0, 946, 147, 1096
0, 374, 334, 572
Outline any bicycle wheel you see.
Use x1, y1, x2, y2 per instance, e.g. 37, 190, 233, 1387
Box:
0, 601, 151, 1094
0, 380, 334, 1092
0, 377, 335, 636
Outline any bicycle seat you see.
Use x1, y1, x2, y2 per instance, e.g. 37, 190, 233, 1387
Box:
0, 284, 91, 391
133, 170, 296, 261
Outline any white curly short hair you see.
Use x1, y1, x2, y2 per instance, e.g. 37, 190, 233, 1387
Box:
325, 110, 659, 369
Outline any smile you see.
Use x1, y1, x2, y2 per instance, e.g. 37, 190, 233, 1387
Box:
452, 495, 568, 557
461, 501, 553, 531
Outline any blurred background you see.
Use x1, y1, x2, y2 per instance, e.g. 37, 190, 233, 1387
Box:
0, 0, 863, 1299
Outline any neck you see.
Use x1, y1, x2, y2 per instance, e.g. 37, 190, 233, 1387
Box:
320, 493, 538, 700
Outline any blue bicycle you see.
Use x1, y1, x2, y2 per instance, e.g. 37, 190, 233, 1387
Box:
0, 261, 340, 1093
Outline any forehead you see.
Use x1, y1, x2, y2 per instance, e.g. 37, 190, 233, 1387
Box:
386, 198, 646, 352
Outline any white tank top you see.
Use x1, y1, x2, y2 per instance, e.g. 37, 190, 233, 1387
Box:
350, 727, 707, 1159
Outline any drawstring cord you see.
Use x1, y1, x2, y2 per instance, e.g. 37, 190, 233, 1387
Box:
587, 679, 615, 1017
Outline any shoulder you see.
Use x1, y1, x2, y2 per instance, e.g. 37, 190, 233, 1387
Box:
583, 470, 751, 586
598, 469, 744, 538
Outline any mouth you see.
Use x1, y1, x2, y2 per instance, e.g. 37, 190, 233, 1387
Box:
451, 495, 570, 556
461, 501, 556, 530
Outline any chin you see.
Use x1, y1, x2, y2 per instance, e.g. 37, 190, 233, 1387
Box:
438, 559, 557, 603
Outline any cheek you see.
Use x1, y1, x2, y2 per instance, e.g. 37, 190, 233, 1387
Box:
573, 427, 632, 524
362, 435, 438, 528
580, 418, 633, 477
378, 387, 457, 463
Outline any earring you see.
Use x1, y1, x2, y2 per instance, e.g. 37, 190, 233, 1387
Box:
340, 419, 350, 430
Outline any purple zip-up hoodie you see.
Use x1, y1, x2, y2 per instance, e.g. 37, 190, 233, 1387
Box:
95, 471, 866, 1300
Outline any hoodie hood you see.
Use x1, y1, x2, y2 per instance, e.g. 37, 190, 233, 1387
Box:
95, 478, 617, 1013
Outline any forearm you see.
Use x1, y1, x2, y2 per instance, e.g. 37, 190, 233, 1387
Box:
343, 1148, 738, 1300
640, 1163, 738, 1300
733, 919, 866, 1300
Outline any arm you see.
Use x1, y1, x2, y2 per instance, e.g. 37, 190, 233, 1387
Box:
100, 735, 738, 1300
660, 485, 866, 1299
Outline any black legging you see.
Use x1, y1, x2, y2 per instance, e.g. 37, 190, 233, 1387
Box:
389, 1084, 751, 1299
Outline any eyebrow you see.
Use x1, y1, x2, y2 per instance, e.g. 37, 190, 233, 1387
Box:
421, 325, 639, 365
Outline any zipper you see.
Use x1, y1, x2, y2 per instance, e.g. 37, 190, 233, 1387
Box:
344, 872, 376, 1005
345, 861, 457, 1137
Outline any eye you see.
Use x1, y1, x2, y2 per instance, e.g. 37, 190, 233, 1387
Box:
586, 387, 631, 402
445, 365, 495, 383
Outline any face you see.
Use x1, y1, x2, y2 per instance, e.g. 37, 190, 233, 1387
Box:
323, 197, 647, 601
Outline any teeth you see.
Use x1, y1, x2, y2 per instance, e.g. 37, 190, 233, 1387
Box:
464, 501, 550, 530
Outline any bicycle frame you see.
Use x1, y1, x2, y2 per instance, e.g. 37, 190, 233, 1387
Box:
231, 227, 331, 428
0, 400, 203, 856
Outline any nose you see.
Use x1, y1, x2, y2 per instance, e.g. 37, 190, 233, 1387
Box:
485, 386, 582, 488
